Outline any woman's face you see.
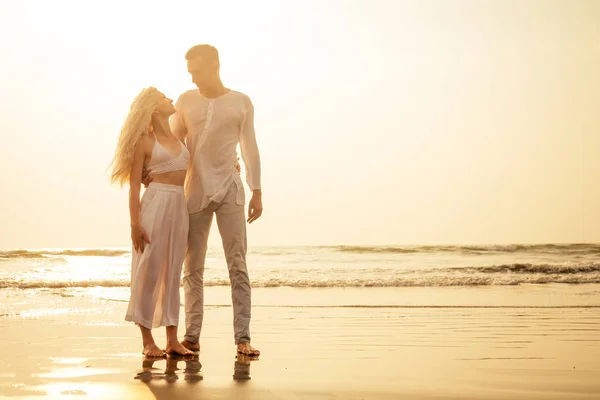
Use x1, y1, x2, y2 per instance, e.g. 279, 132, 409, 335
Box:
155, 92, 175, 116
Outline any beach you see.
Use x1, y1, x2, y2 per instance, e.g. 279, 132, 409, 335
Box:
2, 0, 599, 397
1, 284, 600, 399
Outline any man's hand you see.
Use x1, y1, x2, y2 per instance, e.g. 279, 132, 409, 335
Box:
141, 167, 153, 188
247, 190, 262, 224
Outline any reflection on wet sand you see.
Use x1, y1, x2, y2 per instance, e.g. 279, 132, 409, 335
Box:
183, 357, 203, 383
130, 353, 265, 399
233, 354, 254, 382
135, 355, 203, 384
135, 353, 257, 385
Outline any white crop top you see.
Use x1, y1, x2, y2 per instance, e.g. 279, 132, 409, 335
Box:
147, 134, 190, 175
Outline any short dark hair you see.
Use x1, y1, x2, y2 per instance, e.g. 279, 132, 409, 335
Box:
185, 44, 219, 63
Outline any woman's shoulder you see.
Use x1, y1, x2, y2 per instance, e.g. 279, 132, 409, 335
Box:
136, 132, 155, 153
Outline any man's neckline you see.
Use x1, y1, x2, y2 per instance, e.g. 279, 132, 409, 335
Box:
197, 88, 232, 100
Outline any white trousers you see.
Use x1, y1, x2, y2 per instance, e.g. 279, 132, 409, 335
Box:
125, 183, 189, 329
183, 181, 252, 345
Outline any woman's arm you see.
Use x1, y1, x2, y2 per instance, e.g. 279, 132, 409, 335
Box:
130, 139, 150, 253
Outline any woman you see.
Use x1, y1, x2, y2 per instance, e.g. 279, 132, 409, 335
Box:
109, 87, 193, 357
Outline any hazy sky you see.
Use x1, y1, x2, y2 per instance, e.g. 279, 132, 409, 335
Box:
1, 0, 598, 248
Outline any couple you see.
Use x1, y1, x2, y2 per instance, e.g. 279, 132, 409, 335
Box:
108, 44, 262, 358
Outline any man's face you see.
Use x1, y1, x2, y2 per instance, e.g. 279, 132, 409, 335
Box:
187, 56, 215, 88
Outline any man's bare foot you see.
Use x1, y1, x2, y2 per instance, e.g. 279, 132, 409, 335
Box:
237, 342, 260, 357
181, 340, 200, 352
166, 341, 194, 356
142, 343, 165, 358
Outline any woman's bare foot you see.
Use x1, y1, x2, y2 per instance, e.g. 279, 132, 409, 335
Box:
237, 342, 260, 357
142, 343, 165, 358
181, 340, 200, 352
166, 341, 194, 356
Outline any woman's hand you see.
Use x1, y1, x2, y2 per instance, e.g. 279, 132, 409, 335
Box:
131, 224, 151, 253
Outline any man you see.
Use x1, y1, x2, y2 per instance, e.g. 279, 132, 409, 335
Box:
148, 44, 262, 356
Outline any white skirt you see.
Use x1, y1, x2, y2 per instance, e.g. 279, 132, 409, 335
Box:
125, 182, 189, 329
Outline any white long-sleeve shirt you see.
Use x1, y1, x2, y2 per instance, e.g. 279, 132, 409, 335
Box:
170, 89, 261, 214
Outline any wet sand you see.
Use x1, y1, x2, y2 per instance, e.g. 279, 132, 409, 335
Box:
0, 286, 599, 399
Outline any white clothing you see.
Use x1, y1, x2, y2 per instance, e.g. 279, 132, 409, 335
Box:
147, 134, 190, 175
125, 183, 189, 329
170, 89, 261, 214
182, 181, 251, 345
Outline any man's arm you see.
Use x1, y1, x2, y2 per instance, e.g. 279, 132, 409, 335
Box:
240, 99, 262, 223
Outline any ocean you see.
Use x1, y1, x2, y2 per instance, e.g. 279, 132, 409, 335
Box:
1, 243, 599, 290
1, 243, 599, 318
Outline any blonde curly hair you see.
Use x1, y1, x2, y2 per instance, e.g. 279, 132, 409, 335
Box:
108, 87, 160, 186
